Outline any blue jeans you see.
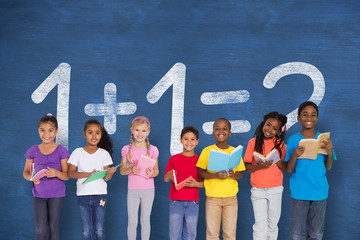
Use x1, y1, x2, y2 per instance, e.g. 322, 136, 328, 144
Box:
169, 200, 199, 240
77, 195, 107, 240
290, 198, 327, 240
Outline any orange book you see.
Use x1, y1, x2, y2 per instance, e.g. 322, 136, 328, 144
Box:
172, 170, 194, 190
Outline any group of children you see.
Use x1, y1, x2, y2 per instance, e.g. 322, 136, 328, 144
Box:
23, 100, 336, 240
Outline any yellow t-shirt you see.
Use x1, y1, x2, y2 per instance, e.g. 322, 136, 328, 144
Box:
196, 144, 246, 197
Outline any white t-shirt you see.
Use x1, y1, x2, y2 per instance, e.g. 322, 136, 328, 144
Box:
68, 147, 113, 196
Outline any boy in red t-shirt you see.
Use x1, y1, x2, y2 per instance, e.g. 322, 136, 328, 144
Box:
164, 126, 204, 240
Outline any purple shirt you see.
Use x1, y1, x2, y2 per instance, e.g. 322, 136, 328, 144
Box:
24, 145, 70, 198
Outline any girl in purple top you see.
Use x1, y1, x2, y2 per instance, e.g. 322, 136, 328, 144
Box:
23, 114, 70, 240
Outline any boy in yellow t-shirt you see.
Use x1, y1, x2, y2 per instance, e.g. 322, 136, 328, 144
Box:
196, 118, 246, 240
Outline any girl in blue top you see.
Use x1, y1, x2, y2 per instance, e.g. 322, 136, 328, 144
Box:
285, 101, 336, 240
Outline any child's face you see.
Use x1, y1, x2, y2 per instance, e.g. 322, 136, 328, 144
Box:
180, 132, 199, 153
297, 105, 318, 130
131, 123, 150, 144
83, 124, 102, 147
262, 118, 282, 140
38, 122, 58, 144
212, 119, 232, 143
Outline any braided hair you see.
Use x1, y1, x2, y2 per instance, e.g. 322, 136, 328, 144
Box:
127, 116, 151, 163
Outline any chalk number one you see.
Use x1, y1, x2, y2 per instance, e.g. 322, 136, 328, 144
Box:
147, 63, 186, 155
31, 63, 71, 149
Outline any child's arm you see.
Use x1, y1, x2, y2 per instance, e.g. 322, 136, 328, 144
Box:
146, 158, 159, 178
23, 158, 40, 184
184, 178, 204, 188
120, 157, 140, 175
164, 169, 174, 182
287, 146, 305, 173
103, 165, 117, 181
45, 158, 69, 181
323, 138, 334, 170
245, 161, 273, 172
275, 160, 287, 171
67, 164, 96, 179
198, 167, 229, 180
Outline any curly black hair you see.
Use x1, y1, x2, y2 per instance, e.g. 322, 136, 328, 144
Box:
83, 119, 113, 156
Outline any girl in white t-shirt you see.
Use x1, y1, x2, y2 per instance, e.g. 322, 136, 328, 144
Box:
68, 119, 117, 240
120, 116, 159, 240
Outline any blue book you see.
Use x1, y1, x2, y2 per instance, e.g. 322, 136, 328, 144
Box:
207, 145, 244, 172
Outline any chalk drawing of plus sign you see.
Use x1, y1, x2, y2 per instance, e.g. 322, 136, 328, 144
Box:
84, 83, 137, 134
200, 90, 251, 134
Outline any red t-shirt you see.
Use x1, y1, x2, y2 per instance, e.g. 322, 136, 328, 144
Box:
244, 137, 286, 188
164, 153, 200, 201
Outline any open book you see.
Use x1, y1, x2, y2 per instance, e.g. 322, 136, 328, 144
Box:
299, 132, 330, 160
83, 163, 122, 184
172, 170, 195, 190
207, 145, 243, 172
29, 163, 47, 181
135, 155, 156, 179
253, 149, 280, 166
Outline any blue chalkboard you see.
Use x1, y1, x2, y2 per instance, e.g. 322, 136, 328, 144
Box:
1, 0, 359, 239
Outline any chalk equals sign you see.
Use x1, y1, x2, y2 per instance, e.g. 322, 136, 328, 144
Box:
200, 90, 251, 134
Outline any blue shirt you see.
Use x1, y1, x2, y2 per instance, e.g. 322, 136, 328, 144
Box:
285, 132, 337, 201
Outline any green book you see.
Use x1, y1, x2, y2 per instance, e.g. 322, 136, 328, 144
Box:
82, 163, 122, 184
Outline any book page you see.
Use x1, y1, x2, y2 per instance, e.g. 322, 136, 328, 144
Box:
253, 149, 280, 166
228, 145, 243, 170
266, 149, 281, 166
83, 170, 108, 184
208, 150, 230, 172
253, 152, 266, 163
29, 163, 47, 181
317, 132, 330, 155
137, 155, 156, 179
299, 139, 318, 160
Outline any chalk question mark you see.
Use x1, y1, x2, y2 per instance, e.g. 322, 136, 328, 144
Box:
263, 62, 325, 130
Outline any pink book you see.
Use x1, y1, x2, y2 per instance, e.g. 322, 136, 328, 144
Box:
172, 170, 194, 190
29, 163, 47, 181
136, 155, 156, 179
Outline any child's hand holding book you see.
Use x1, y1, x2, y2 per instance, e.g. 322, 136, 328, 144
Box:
45, 167, 59, 178
107, 167, 117, 175
183, 178, 201, 188
257, 160, 273, 169
215, 170, 230, 179
131, 164, 141, 175
294, 145, 305, 159
320, 138, 333, 154
33, 179, 41, 184
146, 167, 156, 178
